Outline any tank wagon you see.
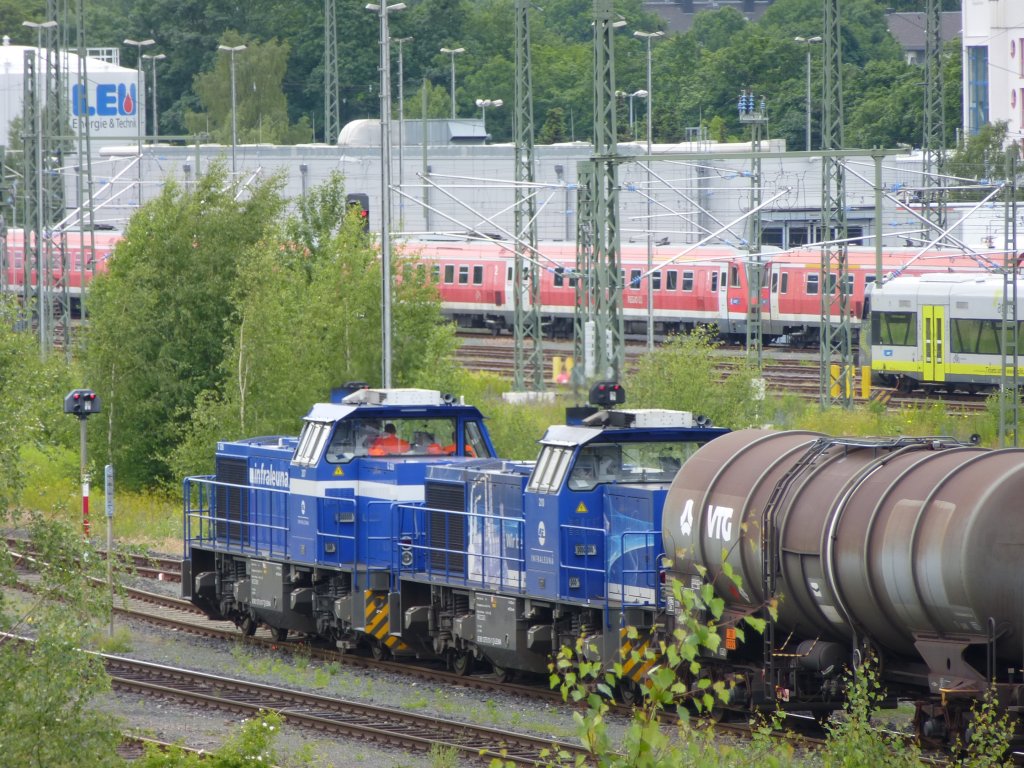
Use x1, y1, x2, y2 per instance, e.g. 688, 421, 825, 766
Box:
182, 384, 728, 685
663, 429, 1024, 743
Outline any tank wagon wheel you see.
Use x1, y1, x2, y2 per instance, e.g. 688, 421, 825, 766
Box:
238, 614, 258, 637
451, 650, 474, 677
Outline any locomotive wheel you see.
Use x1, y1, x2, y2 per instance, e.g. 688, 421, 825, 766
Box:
617, 679, 642, 706
370, 640, 391, 661
451, 650, 473, 676
239, 615, 257, 637
273, 627, 288, 642
491, 664, 512, 683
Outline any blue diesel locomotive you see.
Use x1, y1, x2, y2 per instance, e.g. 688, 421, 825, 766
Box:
182, 385, 728, 683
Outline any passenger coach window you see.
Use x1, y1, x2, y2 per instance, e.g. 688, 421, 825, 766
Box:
458, 266, 469, 284
653, 271, 662, 290
472, 265, 484, 284
711, 273, 718, 291
666, 270, 677, 291
806, 274, 819, 295
780, 273, 789, 294
630, 269, 641, 289
444, 265, 454, 283
951, 319, 1015, 355
682, 271, 693, 291
872, 311, 916, 346
431, 264, 440, 283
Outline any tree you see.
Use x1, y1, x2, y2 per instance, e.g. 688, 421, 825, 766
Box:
168, 174, 460, 478
190, 35, 301, 144
83, 164, 286, 488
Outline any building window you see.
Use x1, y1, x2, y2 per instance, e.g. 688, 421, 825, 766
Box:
968, 45, 989, 136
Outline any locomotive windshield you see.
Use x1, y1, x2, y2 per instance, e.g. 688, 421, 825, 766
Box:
565, 441, 702, 491
321, 416, 492, 462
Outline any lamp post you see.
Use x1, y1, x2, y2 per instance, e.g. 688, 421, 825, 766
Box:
368, 1, 406, 388
635, 29, 663, 352
394, 36, 413, 194
123, 39, 154, 154
474, 98, 503, 140
794, 35, 821, 152
218, 44, 247, 175
440, 46, 465, 119
23, 19, 57, 356
142, 52, 166, 141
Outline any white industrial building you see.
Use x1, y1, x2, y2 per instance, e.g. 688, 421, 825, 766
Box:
0, 36, 141, 147
962, 0, 1024, 144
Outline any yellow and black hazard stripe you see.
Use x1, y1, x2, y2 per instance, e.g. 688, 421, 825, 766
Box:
619, 627, 658, 684
363, 589, 411, 654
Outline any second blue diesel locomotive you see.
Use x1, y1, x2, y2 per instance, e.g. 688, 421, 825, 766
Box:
182, 385, 728, 681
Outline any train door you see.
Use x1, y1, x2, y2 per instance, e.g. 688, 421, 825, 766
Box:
921, 305, 946, 383
725, 262, 746, 335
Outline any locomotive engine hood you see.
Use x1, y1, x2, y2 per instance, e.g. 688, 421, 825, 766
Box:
663, 429, 1024, 664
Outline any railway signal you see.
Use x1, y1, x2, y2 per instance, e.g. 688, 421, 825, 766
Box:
346, 193, 370, 233
64, 388, 101, 537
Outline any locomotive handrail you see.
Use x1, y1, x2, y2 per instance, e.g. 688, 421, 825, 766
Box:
183, 475, 290, 559
392, 500, 527, 593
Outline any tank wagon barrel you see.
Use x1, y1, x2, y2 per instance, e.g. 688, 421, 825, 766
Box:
663, 428, 1024, 741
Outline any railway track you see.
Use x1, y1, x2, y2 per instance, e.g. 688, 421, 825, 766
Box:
14, 543, 972, 764
102, 653, 587, 766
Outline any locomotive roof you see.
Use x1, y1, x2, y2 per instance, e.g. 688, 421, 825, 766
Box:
303, 401, 486, 423
540, 422, 729, 448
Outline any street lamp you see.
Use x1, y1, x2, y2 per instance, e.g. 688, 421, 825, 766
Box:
367, 2, 406, 388
23, 19, 57, 356
794, 35, 822, 152
617, 89, 648, 141
142, 52, 167, 141
218, 44, 247, 175
634, 29, 663, 351
474, 98, 503, 139
394, 36, 413, 194
440, 46, 465, 119
124, 39, 155, 154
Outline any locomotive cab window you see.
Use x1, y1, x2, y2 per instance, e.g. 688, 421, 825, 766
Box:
566, 441, 702, 491
527, 446, 573, 494
293, 420, 332, 467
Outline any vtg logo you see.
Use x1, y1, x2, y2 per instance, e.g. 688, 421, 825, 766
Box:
71, 82, 137, 117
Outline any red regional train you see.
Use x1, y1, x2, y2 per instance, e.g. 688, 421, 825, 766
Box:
404, 240, 990, 344
1, 228, 992, 346
3, 228, 120, 305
